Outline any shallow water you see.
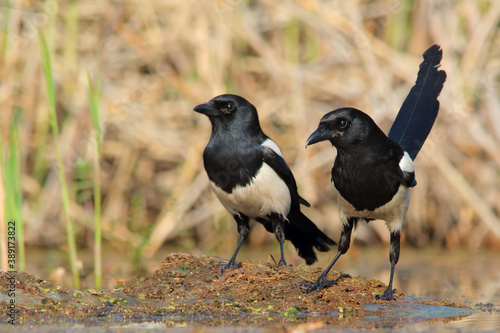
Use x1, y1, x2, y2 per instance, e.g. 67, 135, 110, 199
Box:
17, 245, 500, 332
318, 247, 500, 332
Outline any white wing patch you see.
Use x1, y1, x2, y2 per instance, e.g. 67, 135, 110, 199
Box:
399, 151, 414, 173
261, 138, 284, 158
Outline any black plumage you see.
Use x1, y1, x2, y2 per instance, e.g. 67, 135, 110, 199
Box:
388, 44, 447, 160
305, 45, 446, 300
194, 94, 335, 272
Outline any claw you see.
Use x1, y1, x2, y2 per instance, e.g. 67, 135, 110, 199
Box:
220, 260, 242, 274
305, 276, 337, 293
375, 287, 396, 301
277, 258, 287, 267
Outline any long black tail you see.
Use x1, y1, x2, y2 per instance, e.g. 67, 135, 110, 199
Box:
388, 45, 447, 160
285, 209, 336, 265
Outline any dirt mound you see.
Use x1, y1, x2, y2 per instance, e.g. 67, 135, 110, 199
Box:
121, 253, 396, 313
0, 253, 469, 328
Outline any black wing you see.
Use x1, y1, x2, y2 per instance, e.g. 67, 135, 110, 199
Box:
262, 146, 310, 207
388, 45, 447, 160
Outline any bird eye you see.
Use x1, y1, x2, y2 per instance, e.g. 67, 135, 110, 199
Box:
225, 102, 235, 113
338, 119, 349, 129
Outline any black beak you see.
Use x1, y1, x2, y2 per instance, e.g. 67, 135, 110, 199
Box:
193, 102, 220, 117
305, 126, 329, 148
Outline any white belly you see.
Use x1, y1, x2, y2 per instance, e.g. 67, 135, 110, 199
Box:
210, 163, 291, 219
338, 185, 410, 233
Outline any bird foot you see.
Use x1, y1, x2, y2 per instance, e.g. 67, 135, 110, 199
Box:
269, 254, 288, 267
220, 260, 242, 274
376, 287, 396, 301
305, 276, 337, 293
277, 258, 287, 267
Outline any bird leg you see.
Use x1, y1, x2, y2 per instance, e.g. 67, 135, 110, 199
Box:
221, 214, 250, 274
377, 231, 400, 300
270, 213, 287, 267
306, 218, 355, 293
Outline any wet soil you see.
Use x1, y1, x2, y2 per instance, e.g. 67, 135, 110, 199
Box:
0, 253, 476, 329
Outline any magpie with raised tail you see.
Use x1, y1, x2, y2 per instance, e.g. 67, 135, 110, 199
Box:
305, 45, 447, 300
194, 94, 335, 273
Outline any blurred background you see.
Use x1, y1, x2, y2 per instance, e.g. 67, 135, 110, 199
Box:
0, 0, 499, 290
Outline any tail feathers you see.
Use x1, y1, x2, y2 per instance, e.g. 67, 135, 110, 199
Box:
285, 210, 336, 265
388, 44, 447, 160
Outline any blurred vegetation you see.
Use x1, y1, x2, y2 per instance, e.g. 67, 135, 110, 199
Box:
0, 0, 499, 289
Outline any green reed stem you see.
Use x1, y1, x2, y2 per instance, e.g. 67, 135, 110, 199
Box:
39, 31, 80, 289
88, 71, 102, 289
1, 110, 25, 270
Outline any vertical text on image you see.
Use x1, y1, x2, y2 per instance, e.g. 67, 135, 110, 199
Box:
6, 220, 17, 325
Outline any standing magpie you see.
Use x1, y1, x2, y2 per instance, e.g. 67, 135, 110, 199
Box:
194, 94, 335, 273
305, 45, 447, 300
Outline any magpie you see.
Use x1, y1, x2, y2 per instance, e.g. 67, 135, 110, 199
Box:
194, 94, 335, 273
304, 45, 447, 300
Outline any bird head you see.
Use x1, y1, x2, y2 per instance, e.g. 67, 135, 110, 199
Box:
305, 107, 378, 149
193, 94, 261, 133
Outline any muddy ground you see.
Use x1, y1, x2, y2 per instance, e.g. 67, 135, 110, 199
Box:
0, 253, 477, 329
